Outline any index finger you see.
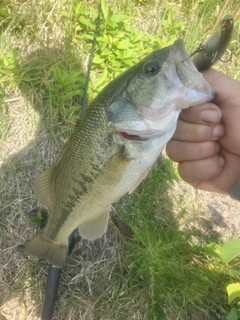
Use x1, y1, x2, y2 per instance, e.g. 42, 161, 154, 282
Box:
202, 69, 240, 106
180, 102, 222, 124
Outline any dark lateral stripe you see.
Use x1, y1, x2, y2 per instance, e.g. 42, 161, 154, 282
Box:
72, 184, 88, 198
51, 166, 102, 236
79, 173, 95, 184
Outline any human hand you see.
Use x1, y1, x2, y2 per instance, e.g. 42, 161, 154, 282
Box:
166, 69, 240, 194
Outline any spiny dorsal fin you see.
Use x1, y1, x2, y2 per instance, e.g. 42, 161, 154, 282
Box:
34, 166, 53, 209
78, 208, 110, 240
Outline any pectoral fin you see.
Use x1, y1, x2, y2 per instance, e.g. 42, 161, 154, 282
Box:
78, 208, 110, 240
34, 166, 53, 209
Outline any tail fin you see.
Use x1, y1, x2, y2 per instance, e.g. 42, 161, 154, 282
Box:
24, 231, 68, 268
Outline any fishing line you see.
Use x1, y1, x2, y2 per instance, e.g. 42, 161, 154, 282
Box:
81, 3, 102, 116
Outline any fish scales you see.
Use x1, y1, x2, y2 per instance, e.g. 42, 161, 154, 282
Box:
24, 40, 214, 267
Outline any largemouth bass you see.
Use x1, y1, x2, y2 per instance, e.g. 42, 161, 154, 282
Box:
24, 39, 214, 267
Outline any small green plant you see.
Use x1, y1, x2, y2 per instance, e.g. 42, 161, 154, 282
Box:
0, 50, 19, 88
25, 211, 43, 228
205, 239, 240, 319
44, 65, 86, 121
0, 3, 11, 26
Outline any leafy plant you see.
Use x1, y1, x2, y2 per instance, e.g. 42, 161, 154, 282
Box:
44, 65, 85, 121
25, 211, 43, 228
0, 3, 11, 21
205, 239, 240, 319
64, 0, 184, 101
0, 50, 19, 87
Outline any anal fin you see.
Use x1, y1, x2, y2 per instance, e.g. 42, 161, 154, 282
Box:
78, 208, 110, 240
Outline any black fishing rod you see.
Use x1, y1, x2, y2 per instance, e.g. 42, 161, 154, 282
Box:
41, 266, 62, 320
40, 228, 77, 320
17, 212, 77, 320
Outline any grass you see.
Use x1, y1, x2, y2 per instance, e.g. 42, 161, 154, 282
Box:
0, 0, 240, 319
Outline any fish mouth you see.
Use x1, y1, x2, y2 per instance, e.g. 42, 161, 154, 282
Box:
163, 39, 214, 110
173, 39, 191, 61
138, 39, 212, 120
120, 132, 148, 141
165, 39, 199, 89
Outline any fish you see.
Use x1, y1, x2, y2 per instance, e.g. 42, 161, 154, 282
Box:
193, 15, 234, 71
23, 39, 214, 268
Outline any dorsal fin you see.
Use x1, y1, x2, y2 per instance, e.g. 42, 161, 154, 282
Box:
34, 166, 53, 209
78, 208, 110, 240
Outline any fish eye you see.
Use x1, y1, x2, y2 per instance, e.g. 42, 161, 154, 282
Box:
143, 61, 160, 76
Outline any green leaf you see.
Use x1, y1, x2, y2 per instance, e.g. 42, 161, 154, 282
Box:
2, 54, 9, 67
74, 3, 83, 17
123, 59, 135, 67
220, 239, 240, 264
78, 16, 95, 29
100, 48, 111, 56
98, 36, 110, 44
53, 65, 64, 82
227, 283, 240, 304
226, 308, 239, 320
174, 21, 185, 29
64, 71, 82, 84
78, 34, 94, 40
109, 14, 131, 23
61, 90, 83, 102
101, 0, 109, 20
165, 158, 180, 182
93, 55, 105, 64
96, 69, 108, 88
113, 38, 132, 50
204, 242, 222, 258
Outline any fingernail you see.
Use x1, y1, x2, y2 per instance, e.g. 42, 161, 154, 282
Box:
213, 125, 225, 138
201, 109, 221, 122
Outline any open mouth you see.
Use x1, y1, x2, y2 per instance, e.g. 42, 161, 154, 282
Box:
120, 132, 148, 141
